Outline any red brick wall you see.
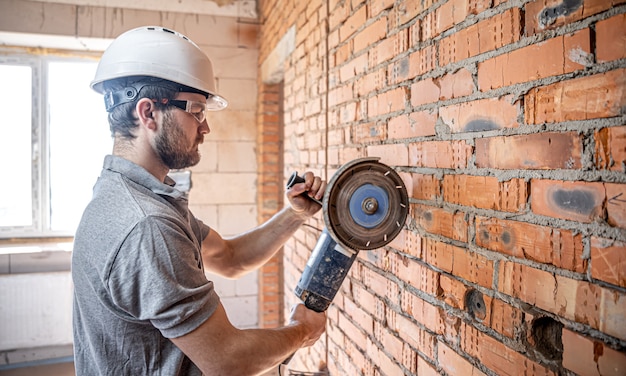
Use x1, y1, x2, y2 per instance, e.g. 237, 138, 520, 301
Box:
257, 83, 285, 328
258, 0, 626, 374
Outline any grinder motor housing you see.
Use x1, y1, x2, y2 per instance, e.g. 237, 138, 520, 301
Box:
287, 157, 409, 312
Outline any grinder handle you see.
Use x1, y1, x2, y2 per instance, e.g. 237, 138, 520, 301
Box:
286, 172, 323, 206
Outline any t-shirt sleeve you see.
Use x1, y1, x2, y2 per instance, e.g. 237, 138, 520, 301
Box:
106, 216, 219, 338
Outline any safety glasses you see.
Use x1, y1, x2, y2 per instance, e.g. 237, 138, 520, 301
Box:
166, 99, 209, 124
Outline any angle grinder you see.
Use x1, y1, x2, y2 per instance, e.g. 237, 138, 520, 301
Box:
286, 157, 410, 313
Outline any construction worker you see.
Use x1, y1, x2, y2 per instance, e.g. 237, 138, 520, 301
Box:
72, 26, 326, 375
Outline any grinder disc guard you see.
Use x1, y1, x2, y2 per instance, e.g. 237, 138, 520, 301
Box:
323, 157, 409, 251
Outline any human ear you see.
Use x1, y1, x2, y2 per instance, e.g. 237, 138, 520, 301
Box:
136, 98, 157, 129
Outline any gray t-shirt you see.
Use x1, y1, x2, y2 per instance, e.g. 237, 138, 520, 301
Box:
72, 155, 219, 375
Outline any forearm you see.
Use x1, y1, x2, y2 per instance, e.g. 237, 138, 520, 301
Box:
203, 205, 314, 278
222, 325, 306, 374
228, 206, 310, 268
171, 302, 324, 376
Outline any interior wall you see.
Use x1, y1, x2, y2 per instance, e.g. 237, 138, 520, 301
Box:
258, 0, 626, 374
0, 0, 261, 366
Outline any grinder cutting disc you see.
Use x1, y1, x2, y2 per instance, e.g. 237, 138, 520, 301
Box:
323, 157, 409, 251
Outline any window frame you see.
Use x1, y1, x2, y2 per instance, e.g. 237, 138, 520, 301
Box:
0, 48, 105, 239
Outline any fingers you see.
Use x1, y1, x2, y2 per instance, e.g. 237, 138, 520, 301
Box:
301, 172, 326, 201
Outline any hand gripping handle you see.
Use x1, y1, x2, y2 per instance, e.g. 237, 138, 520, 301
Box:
286, 172, 323, 206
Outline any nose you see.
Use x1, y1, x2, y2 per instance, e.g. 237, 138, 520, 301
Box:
199, 119, 210, 134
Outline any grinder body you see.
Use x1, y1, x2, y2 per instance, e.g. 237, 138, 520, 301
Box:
294, 228, 357, 312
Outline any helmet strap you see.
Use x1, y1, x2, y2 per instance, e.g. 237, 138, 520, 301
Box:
103, 79, 209, 112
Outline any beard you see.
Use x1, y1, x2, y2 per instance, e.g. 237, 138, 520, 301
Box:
155, 111, 202, 170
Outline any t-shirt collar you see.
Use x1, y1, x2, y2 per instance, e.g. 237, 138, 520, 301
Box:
103, 155, 185, 199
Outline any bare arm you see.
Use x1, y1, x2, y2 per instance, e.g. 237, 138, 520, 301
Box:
170, 301, 326, 375
201, 171, 325, 278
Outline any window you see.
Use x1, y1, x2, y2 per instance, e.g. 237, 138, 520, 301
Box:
0, 54, 112, 238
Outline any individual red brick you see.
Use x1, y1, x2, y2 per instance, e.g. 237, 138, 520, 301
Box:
338, 309, 369, 350
339, 53, 368, 82
443, 175, 528, 213
344, 297, 374, 334
498, 262, 557, 312
353, 121, 386, 143
562, 328, 626, 376
590, 237, 626, 288
396, 255, 440, 296
354, 17, 388, 53
403, 228, 424, 259
370, 30, 408, 67
480, 329, 556, 375
525, 68, 626, 124
476, 216, 585, 272
439, 8, 521, 66
339, 5, 366, 42
411, 68, 474, 106
370, 0, 395, 18
413, 204, 468, 242
364, 140, 407, 164
363, 267, 399, 306
409, 140, 472, 169
439, 308, 462, 344
367, 87, 406, 117
417, 356, 439, 376
329, 0, 349, 29
461, 322, 556, 375
395, 306, 437, 358
453, 247, 494, 289
525, 0, 625, 35
489, 298, 523, 339
410, 77, 440, 106
439, 341, 488, 376
387, 110, 437, 140
396, 0, 425, 26
379, 325, 404, 363
401, 344, 417, 374
478, 29, 591, 91
434, 0, 473, 37
606, 183, 626, 229
408, 45, 437, 78
355, 68, 385, 97
475, 132, 583, 169
410, 174, 440, 202
439, 274, 471, 310
406, 292, 443, 334
596, 13, 626, 62
439, 67, 475, 100
595, 126, 626, 172
439, 95, 520, 133
555, 275, 626, 340
530, 179, 606, 223
334, 41, 351, 66
378, 350, 404, 376
423, 237, 456, 273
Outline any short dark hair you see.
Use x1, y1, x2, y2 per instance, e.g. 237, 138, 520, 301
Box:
102, 77, 178, 139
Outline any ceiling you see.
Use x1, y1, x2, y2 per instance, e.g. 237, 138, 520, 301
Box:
0, 0, 258, 51
28, 0, 258, 18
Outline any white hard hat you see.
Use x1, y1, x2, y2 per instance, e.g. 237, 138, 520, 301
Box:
91, 26, 227, 110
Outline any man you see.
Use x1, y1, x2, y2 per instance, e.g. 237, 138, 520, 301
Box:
72, 26, 326, 375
